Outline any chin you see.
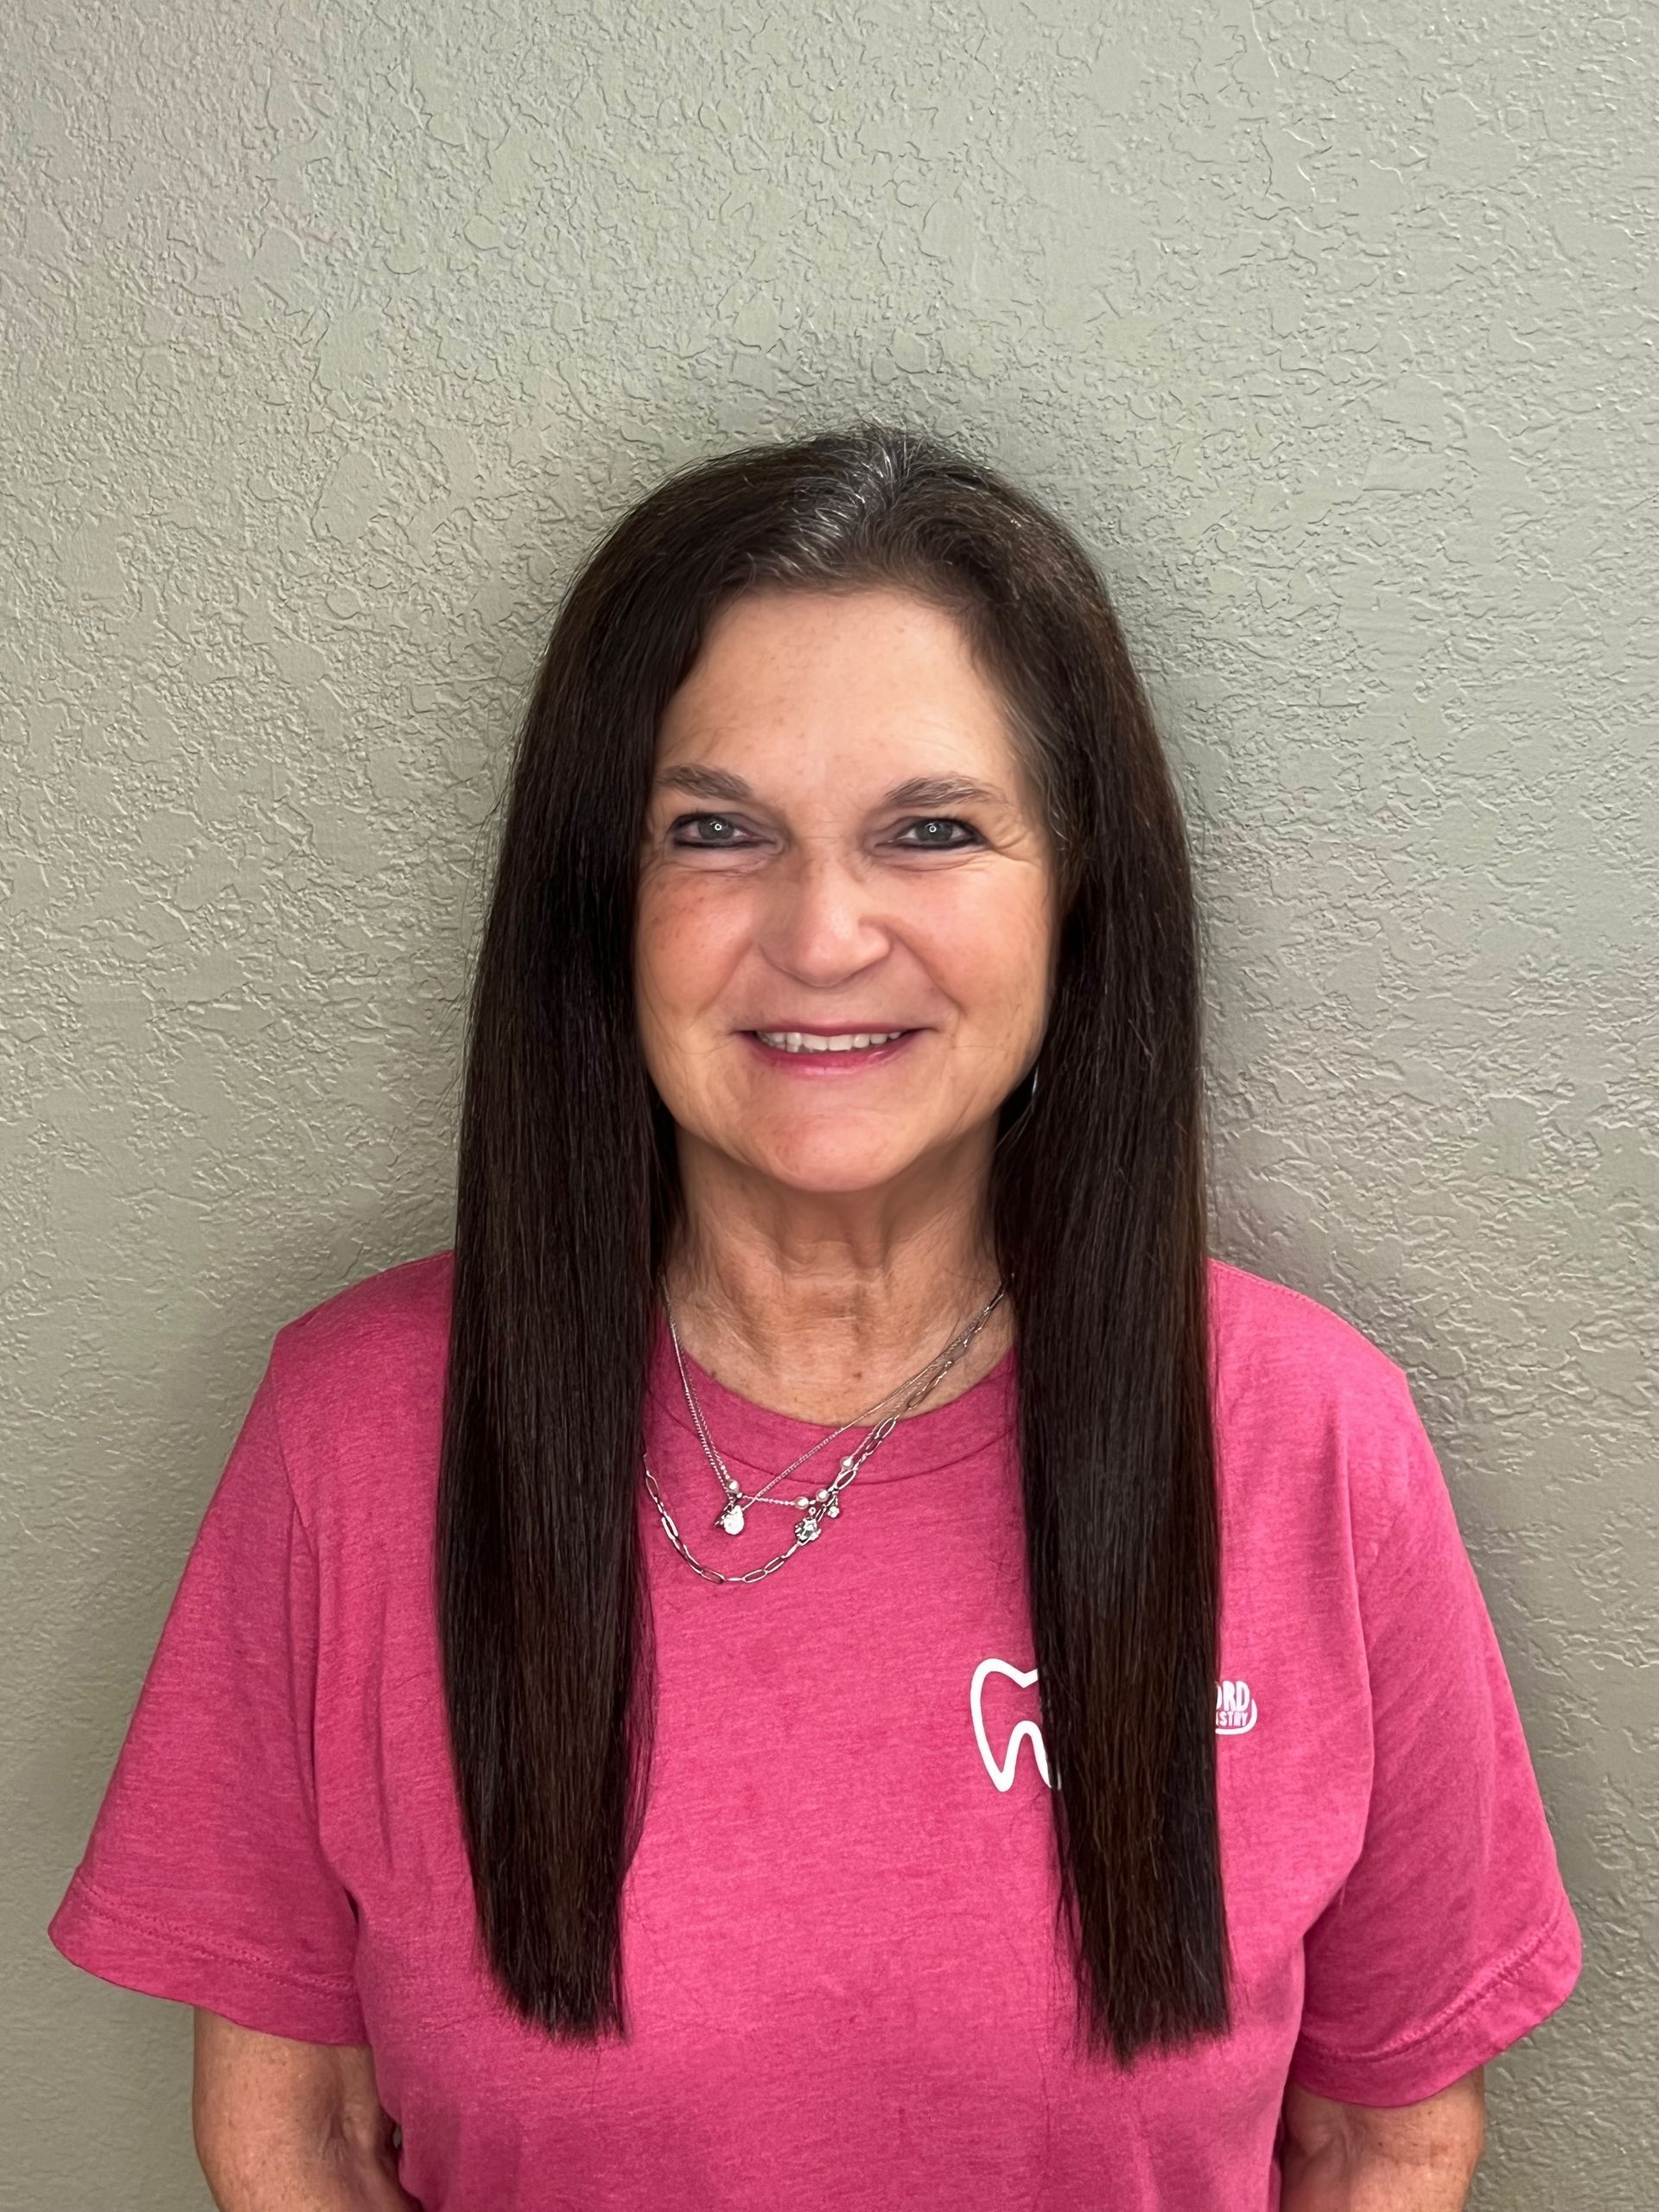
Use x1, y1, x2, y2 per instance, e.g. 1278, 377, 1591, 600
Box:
737, 1135, 927, 1193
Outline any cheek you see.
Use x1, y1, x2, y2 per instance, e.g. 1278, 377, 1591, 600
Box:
916, 886, 1052, 1024
634, 877, 742, 1022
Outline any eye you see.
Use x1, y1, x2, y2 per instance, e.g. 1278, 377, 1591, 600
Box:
893, 817, 981, 849
669, 813, 758, 847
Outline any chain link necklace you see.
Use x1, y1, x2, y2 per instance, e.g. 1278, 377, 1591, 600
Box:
640, 1282, 1008, 1586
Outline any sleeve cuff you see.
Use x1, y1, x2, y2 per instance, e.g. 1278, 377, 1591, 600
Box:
1288, 1890, 1583, 2107
48, 1869, 369, 2047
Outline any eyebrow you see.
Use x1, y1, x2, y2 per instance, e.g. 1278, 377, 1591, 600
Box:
655, 766, 1011, 810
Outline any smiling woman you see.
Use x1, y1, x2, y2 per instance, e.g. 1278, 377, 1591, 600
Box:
47, 423, 1580, 2211
636, 586, 1056, 1232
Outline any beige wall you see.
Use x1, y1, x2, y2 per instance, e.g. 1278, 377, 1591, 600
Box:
6, 1, 1653, 2203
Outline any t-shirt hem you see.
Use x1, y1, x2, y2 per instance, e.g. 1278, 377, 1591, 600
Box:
48, 1867, 369, 2046
1287, 1890, 1582, 2107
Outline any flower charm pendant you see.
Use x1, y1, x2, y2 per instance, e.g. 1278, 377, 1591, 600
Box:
718, 1503, 746, 1536
794, 1516, 821, 1543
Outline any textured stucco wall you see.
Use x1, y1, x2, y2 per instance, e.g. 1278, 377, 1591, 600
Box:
5, 1, 1654, 2203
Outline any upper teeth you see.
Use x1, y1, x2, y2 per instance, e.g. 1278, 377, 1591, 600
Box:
755, 1031, 906, 1052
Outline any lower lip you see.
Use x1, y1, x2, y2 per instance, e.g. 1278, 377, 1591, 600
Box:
741, 1031, 923, 1075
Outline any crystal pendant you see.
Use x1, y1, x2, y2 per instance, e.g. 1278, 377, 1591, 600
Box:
826, 1501, 840, 1517
794, 1516, 821, 1543
718, 1502, 746, 1535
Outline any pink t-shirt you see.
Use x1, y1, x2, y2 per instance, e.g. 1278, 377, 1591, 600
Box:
48, 1250, 1581, 2209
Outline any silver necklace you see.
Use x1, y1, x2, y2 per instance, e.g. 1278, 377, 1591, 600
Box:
641, 1284, 1008, 1586
664, 1287, 1000, 1531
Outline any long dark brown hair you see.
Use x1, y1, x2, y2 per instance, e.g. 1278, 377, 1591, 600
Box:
436, 421, 1227, 2067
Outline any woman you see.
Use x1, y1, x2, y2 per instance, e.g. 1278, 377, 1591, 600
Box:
49, 423, 1580, 2209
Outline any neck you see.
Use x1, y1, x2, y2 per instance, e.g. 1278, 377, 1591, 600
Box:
661, 1132, 1012, 1426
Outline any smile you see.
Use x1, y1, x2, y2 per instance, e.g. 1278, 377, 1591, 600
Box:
753, 1030, 908, 1052
742, 1029, 921, 1071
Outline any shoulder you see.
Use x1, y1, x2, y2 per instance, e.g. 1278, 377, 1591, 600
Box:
264, 1247, 454, 1539
271, 1244, 454, 1377
1204, 1255, 1435, 1561
1205, 1255, 1410, 1413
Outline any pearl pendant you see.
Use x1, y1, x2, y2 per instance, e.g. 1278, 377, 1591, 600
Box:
718, 1502, 746, 1535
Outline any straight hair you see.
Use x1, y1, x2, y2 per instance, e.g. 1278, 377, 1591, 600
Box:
436, 421, 1228, 2067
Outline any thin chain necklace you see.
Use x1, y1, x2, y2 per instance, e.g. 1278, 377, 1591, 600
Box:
641, 1283, 1008, 1586
664, 1286, 1000, 1528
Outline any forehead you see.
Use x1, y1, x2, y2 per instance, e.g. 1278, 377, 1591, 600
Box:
654, 586, 1021, 775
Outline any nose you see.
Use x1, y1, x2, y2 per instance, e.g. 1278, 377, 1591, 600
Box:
759, 848, 889, 987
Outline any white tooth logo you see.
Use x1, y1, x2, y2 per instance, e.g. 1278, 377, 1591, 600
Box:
970, 1658, 1056, 1793
971, 1659, 1258, 1790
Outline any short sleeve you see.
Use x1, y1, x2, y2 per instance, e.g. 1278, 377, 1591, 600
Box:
1288, 1373, 1582, 2105
47, 1356, 368, 2044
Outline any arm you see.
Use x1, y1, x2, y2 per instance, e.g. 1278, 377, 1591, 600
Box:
193, 2010, 422, 2210
1281, 2068, 1486, 2210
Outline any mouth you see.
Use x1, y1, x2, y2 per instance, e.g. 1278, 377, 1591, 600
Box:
741, 1027, 923, 1072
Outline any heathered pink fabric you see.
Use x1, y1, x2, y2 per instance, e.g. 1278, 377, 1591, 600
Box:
49, 1250, 1580, 2209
